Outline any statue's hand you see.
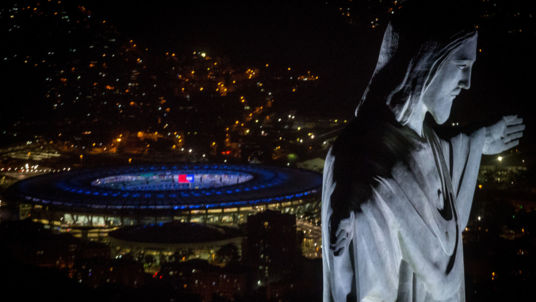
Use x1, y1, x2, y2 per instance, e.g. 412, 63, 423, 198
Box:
330, 211, 355, 256
483, 115, 524, 155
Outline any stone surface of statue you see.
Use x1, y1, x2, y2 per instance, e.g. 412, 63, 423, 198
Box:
321, 1, 525, 301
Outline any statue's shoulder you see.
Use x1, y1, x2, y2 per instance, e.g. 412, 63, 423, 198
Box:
331, 113, 417, 165
326, 112, 420, 211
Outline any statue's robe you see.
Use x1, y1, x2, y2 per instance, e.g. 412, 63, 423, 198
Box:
322, 114, 485, 302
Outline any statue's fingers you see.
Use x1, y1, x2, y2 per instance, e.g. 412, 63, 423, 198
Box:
505, 116, 523, 126
504, 140, 519, 150
503, 115, 514, 121
336, 233, 349, 246
335, 221, 353, 238
503, 115, 517, 123
332, 245, 345, 256
332, 234, 349, 250
335, 227, 347, 239
505, 124, 525, 134
504, 132, 523, 142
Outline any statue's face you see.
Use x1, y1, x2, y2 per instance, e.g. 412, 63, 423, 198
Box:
422, 35, 477, 124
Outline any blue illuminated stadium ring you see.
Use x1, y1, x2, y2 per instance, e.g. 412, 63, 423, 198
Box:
9, 163, 321, 211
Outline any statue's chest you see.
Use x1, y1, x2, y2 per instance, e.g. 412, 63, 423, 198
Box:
406, 143, 460, 257
409, 145, 445, 209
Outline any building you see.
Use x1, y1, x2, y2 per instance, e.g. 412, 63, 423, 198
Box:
108, 222, 243, 273
244, 210, 298, 288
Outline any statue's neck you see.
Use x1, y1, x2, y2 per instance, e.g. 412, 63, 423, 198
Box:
404, 102, 427, 137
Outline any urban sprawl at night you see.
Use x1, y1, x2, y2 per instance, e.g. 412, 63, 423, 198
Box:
1, 1, 535, 301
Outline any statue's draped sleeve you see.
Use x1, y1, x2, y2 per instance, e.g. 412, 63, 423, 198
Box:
322, 149, 356, 302
442, 128, 486, 230
322, 148, 401, 302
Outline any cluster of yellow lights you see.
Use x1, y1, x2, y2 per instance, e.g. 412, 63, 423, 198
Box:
297, 71, 319, 81
217, 62, 320, 156
216, 82, 228, 96
245, 68, 256, 79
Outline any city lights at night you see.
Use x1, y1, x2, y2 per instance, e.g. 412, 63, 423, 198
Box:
0, 0, 535, 301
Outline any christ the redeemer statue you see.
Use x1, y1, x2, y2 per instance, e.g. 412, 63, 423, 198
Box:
321, 1, 525, 301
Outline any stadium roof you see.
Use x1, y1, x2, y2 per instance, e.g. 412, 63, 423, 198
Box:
6, 163, 321, 212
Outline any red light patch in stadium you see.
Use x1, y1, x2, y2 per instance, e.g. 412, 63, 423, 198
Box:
177, 174, 194, 183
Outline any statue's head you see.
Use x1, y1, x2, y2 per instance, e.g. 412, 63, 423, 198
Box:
358, 0, 479, 125
422, 33, 477, 124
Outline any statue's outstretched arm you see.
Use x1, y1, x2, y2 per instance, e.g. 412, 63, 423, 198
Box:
483, 115, 524, 155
